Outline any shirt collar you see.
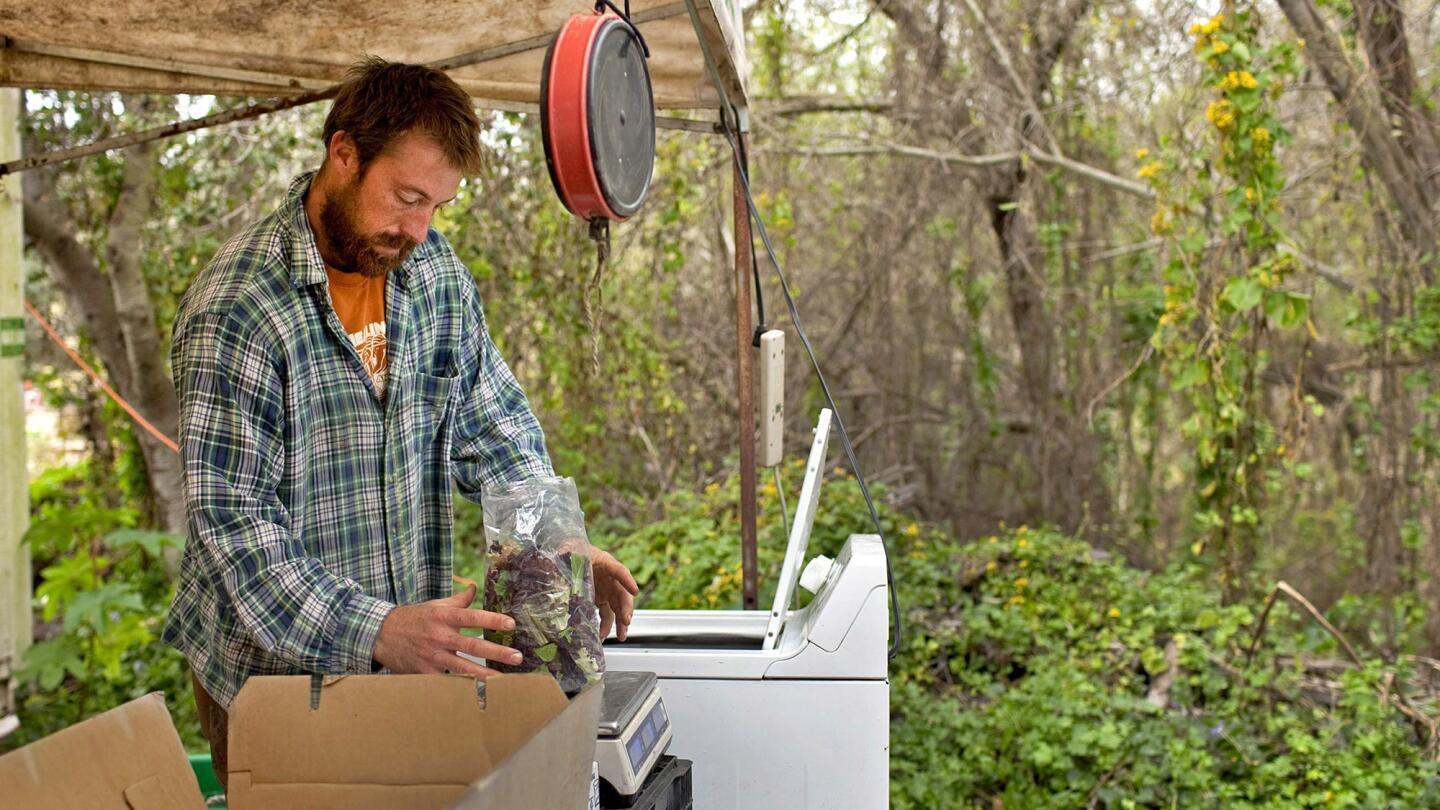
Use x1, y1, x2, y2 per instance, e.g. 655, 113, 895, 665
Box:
280, 170, 414, 290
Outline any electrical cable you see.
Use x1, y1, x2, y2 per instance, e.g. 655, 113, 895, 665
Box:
735, 134, 767, 342
774, 465, 791, 549
593, 0, 651, 57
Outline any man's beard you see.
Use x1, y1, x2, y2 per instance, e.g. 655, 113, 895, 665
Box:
319, 178, 418, 278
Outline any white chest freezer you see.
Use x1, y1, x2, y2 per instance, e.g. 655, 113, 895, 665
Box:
606, 410, 891, 809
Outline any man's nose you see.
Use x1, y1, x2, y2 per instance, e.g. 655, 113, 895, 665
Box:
400, 209, 431, 244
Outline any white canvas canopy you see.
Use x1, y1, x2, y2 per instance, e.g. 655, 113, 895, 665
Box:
0, 0, 748, 110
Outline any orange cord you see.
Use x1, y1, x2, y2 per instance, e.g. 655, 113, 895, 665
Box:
23, 299, 179, 454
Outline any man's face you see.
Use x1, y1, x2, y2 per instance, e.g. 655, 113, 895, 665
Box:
320, 131, 463, 278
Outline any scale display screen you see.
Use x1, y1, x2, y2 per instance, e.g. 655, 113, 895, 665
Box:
626, 700, 670, 772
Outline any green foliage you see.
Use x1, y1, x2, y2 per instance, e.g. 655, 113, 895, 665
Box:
6, 463, 201, 752
889, 526, 1440, 808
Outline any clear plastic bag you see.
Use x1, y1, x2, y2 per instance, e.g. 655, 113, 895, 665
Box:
481, 477, 605, 695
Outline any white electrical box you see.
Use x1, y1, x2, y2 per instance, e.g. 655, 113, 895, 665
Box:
757, 329, 785, 467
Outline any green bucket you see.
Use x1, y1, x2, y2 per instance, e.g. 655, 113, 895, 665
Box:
188, 752, 225, 805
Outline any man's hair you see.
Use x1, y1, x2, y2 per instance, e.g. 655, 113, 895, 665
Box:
321, 57, 484, 175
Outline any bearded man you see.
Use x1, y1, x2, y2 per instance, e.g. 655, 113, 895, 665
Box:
165, 58, 637, 786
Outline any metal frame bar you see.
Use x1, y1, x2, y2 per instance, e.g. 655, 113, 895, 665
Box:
5, 39, 332, 91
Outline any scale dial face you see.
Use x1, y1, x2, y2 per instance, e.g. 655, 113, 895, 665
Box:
541, 13, 656, 222
587, 19, 655, 218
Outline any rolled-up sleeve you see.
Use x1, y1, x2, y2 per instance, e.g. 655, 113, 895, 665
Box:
175, 309, 394, 673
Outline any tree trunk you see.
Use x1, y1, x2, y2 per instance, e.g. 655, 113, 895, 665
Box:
22, 148, 183, 535
1276, 0, 1438, 277
976, 0, 1111, 533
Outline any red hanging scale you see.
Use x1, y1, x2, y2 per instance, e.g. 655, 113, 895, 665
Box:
541, 3, 656, 224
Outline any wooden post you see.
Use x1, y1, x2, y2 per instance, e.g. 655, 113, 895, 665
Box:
0, 87, 29, 728
733, 130, 758, 610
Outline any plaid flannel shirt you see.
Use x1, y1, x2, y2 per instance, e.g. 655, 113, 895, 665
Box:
164, 172, 553, 708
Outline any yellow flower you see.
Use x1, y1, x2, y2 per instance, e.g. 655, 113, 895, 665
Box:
1014, 577, 1029, 590
1206, 99, 1235, 130
1188, 22, 1204, 35
761, 482, 777, 498
1202, 15, 1223, 34
1250, 126, 1271, 143
905, 523, 920, 537
985, 561, 998, 573
1244, 186, 1257, 203
1220, 70, 1258, 92
1134, 147, 1150, 160
1008, 595, 1026, 606
1151, 209, 1172, 235
1017, 538, 1028, 549
704, 482, 720, 495
1108, 607, 1121, 619
1019, 559, 1029, 569
1137, 160, 1162, 179
1211, 40, 1230, 56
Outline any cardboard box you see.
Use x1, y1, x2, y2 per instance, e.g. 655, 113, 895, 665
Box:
0, 692, 207, 809
227, 673, 603, 810
0, 673, 602, 810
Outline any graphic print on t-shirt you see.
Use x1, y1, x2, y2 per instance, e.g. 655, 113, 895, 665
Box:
326, 266, 388, 400
348, 321, 388, 400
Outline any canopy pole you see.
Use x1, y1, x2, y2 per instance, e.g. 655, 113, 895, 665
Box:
733, 127, 758, 610
0, 87, 29, 735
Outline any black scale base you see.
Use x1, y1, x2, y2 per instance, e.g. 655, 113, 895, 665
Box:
600, 755, 693, 810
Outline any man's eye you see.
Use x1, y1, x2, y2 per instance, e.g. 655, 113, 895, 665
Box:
398, 194, 421, 206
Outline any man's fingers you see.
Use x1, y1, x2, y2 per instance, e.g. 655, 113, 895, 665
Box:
436, 651, 502, 680
446, 607, 516, 633
453, 633, 524, 666
444, 583, 478, 608
596, 551, 640, 595
599, 603, 614, 641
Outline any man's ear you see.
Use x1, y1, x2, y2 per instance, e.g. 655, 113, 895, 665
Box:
326, 130, 360, 180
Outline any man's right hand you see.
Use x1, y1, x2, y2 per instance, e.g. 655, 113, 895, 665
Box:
372, 583, 524, 678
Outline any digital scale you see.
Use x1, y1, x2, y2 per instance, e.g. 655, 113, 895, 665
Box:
595, 671, 673, 804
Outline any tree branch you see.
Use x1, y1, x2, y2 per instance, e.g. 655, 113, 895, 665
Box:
766, 142, 1156, 199
757, 96, 895, 117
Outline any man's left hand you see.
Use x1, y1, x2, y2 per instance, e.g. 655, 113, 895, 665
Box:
592, 548, 639, 642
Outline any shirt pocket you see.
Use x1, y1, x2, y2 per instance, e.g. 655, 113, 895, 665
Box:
413, 370, 456, 444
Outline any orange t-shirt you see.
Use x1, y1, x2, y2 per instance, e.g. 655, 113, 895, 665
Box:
326, 267, 388, 399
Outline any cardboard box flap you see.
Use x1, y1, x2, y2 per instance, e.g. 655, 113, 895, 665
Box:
448, 681, 603, 810
0, 692, 205, 810
228, 673, 570, 787
123, 773, 190, 809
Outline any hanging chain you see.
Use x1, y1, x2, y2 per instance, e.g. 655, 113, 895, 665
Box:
583, 218, 609, 377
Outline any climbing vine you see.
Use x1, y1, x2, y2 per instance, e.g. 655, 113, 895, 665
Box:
1142, 5, 1308, 599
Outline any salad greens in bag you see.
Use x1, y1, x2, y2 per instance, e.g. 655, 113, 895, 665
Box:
481, 477, 604, 694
